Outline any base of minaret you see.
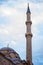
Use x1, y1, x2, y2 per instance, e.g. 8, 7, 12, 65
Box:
25, 33, 33, 65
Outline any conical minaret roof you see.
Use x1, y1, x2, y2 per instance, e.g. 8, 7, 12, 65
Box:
27, 3, 31, 13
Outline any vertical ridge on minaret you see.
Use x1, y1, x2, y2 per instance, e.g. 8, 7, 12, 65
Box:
25, 3, 32, 65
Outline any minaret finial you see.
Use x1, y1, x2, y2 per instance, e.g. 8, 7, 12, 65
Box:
27, 3, 31, 13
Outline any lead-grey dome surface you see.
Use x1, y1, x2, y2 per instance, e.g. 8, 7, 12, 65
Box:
0, 47, 17, 54
0, 47, 14, 51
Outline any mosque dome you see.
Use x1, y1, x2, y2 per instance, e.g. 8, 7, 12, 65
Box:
0, 47, 20, 59
0, 47, 14, 52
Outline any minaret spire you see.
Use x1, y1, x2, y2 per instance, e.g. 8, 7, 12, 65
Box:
25, 3, 32, 65
27, 3, 31, 13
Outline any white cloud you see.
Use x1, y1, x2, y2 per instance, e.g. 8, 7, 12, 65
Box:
0, 40, 16, 48
0, 1, 43, 38
0, 24, 9, 35
15, 2, 27, 9
29, 3, 43, 38
0, 7, 18, 16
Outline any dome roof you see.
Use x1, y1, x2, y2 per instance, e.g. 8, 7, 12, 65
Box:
0, 47, 17, 54
0, 47, 14, 51
0, 47, 20, 59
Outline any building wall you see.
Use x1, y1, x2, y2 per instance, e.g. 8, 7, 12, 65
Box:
0, 55, 13, 65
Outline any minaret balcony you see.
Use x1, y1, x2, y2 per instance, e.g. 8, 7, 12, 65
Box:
25, 33, 33, 37
26, 21, 32, 25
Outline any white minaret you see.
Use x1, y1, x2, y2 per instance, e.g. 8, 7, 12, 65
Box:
25, 4, 32, 65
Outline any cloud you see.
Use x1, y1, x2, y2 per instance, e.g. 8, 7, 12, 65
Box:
15, 2, 27, 9
0, 7, 17, 16
0, 3, 26, 46
0, 0, 43, 50
30, 3, 43, 36
30, 3, 43, 64
0, 40, 16, 49
28, 0, 43, 3
30, 3, 43, 23
0, 1, 26, 40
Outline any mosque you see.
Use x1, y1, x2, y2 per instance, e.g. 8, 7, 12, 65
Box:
0, 4, 33, 65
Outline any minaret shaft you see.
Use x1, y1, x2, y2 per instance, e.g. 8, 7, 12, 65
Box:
25, 4, 32, 65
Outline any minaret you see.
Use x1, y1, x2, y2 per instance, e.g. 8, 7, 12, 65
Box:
25, 4, 32, 65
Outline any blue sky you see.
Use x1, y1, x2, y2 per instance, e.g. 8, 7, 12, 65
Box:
0, 0, 43, 65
